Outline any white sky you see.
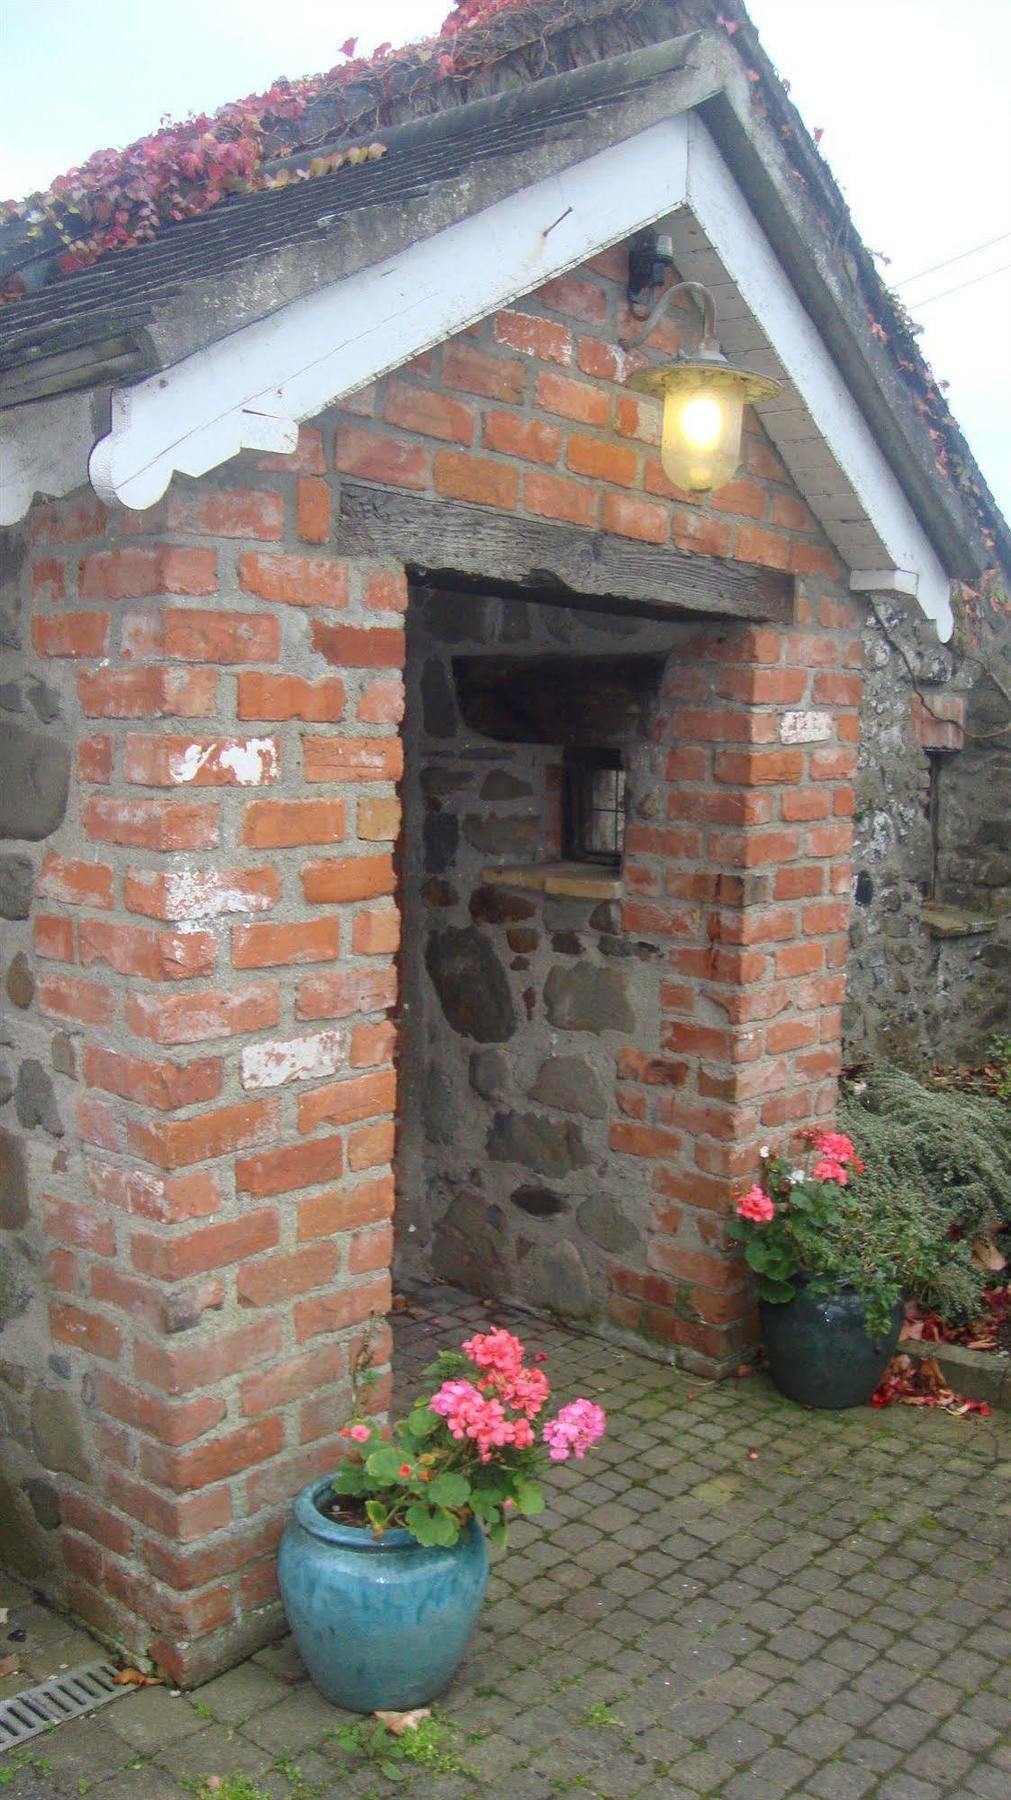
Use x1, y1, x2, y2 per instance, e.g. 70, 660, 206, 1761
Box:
0, 0, 1008, 523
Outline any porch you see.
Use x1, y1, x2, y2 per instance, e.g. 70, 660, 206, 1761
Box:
3, 1283, 1008, 1800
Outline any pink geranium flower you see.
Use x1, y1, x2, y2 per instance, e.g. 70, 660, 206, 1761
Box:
542, 1399, 607, 1463
736, 1184, 776, 1223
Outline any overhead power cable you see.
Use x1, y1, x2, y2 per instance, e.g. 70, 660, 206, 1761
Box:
914, 259, 1011, 310
897, 229, 1011, 287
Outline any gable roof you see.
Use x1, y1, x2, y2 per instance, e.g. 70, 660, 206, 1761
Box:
1, 0, 1007, 643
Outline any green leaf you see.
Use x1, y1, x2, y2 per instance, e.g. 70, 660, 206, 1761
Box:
331, 1466, 367, 1496
365, 1499, 389, 1532
406, 1407, 439, 1439
404, 1504, 460, 1548
365, 1445, 403, 1485
511, 1477, 545, 1516
427, 1471, 471, 1508
488, 1518, 508, 1550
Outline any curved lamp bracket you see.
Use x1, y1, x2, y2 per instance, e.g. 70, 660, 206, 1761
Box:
621, 279, 723, 359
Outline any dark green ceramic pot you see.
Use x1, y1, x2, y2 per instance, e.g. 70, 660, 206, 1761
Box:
760, 1279, 903, 1409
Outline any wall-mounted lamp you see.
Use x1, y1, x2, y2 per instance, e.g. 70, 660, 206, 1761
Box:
623, 264, 782, 495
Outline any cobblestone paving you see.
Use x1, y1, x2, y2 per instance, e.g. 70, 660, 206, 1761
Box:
2, 1284, 1009, 1799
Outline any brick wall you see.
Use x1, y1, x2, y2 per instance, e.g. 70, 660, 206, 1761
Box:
2, 239, 861, 1678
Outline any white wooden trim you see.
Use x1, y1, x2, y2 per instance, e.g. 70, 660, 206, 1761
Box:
849, 568, 920, 599
87, 118, 692, 513
684, 117, 954, 640
0, 107, 957, 638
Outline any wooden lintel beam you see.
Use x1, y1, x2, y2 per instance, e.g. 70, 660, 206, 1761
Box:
336, 481, 795, 623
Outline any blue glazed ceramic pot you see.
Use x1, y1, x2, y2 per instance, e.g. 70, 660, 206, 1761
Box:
760, 1279, 904, 1409
277, 1478, 489, 1712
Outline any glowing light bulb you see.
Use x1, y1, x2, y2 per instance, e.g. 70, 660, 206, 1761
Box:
678, 393, 724, 452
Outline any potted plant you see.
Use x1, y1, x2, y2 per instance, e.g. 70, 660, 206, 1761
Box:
728, 1127, 906, 1409
277, 1326, 606, 1713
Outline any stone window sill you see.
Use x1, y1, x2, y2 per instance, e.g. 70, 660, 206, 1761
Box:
481, 861, 622, 901
922, 905, 998, 940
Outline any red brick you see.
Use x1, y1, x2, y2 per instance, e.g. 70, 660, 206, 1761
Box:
50, 1301, 121, 1361
47, 1247, 78, 1294
672, 707, 776, 746
97, 1374, 225, 1445
238, 551, 349, 607
78, 666, 218, 719
774, 864, 825, 900
310, 621, 405, 669
716, 667, 808, 705
237, 1134, 345, 1197
668, 510, 734, 558
534, 369, 610, 426
732, 523, 794, 571
80, 918, 216, 981
349, 1222, 394, 1274
352, 907, 400, 955
790, 542, 842, 578
433, 451, 520, 510
296, 476, 330, 544
708, 827, 802, 868
809, 671, 861, 707
157, 609, 280, 664
786, 632, 837, 667
713, 749, 805, 785
443, 341, 526, 401
810, 747, 858, 781
124, 733, 280, 788
711, 480, 767, 520
34, 909, 77, 960
665, 747, 709, 782
298, 1172, 393, 1241
803, 898, 851, 934
242, 797, 344, 848
110, 1477, 231, 1543
807, 822, 854, 857
301, 854, 395, 903
296, 964, 398, 1022
482, 411, 561, 465
357, 675, 405, 726
126, 983, 279, 1045
241, 1342, 344, 1415
362, 568, 408, 613
31, 494, 107, 544
37, 973, 116, 1027
536, 273, 609, 323
781, 789, 830, 823
303, 736, 403, 783
298, 1067, 396, 1135
124, 866, 279, 922
237, 1241, 340, 1307
84, 795, 219, 851
34, 855, 111, 911
609, 1121, 683, 1159
31, 558, 66, 601
87, 1161, 221, 1224
129, 1097, 280, 1170
494, 311, 572, 364
523, 470, 597, 527
350, 1020, 397, 1068
237, 672, 344, 723
42, 1195, 116, 1256
32, 610, 109, 657
348, 1118, 396, 1171
566, 435, 638, 487
775, 941, 824, 978
334, 427, 429, 489
383, 380, 475, 444
78, 545, 218, 600
83, 1045, 222, 1111
166, 489, 283, 539
232, 917, 339, 969
63, 1493, 134, 1559
135, 1318, 284, 1395
141, 1417, 284, 1492
131, 1209, 279, 1282
295, 1273, 392, 1343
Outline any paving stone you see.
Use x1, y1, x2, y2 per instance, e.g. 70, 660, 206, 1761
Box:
107, 1687, 205, 1751
187, 1660, 288, 1725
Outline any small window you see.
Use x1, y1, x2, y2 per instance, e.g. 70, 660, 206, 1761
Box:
563, 748, 625, 868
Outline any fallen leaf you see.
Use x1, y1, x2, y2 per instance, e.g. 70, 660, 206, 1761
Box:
374, 1706, 431, 1735
972, 1237, 1007, 1273
113, 1667, 162, 1687
0, 1654, 20, 1677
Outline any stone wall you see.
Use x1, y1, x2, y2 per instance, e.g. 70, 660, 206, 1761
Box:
397, 586, 683, 1329
845, 596, 1011, 1064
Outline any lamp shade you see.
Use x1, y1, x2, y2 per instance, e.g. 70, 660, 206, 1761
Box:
628, 362, 781, 494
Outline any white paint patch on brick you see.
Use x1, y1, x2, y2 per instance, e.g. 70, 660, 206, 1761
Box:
241, 1029, 347, 1091
218, 738, 279, 784
160, 870, 275, 921
780, 710, 832, 745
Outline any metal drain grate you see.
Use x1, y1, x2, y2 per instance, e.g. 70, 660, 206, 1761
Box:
0, 1660, 125, 1750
